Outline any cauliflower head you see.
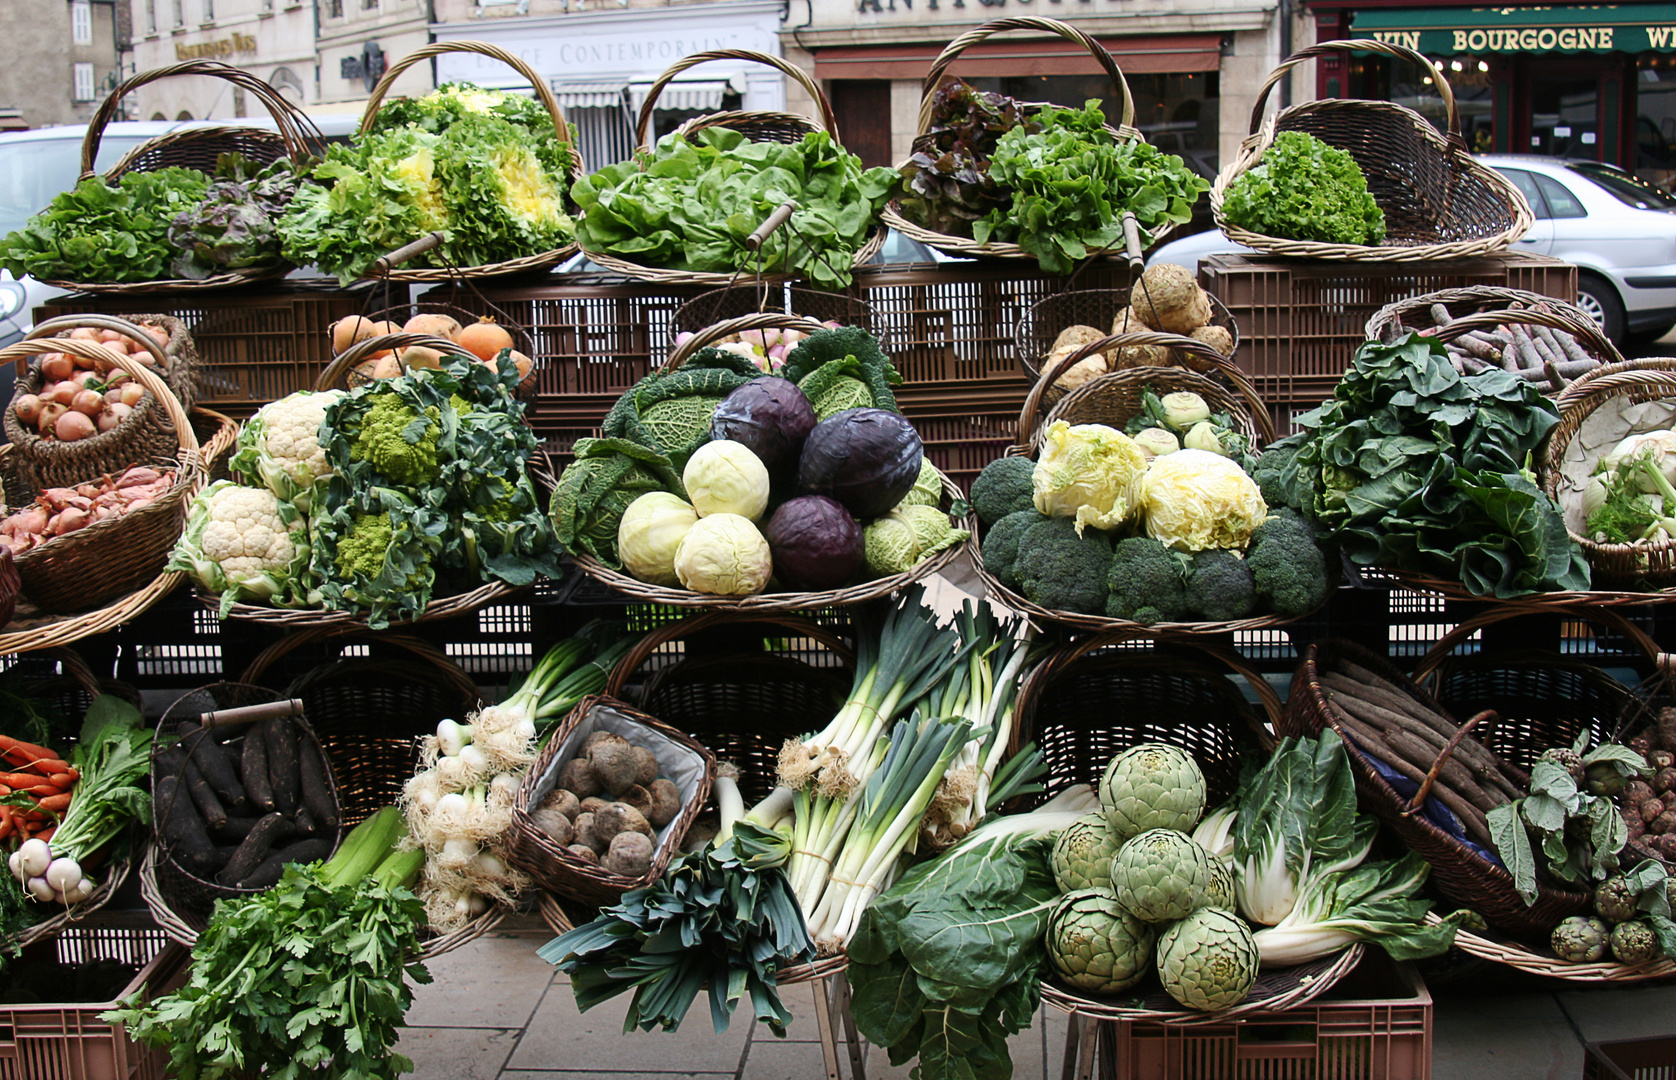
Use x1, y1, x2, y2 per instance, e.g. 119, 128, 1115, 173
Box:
231, 389, 346, 514
1032, 421, 1149, 535
168, 480, 311, 615
1140, 449, 1269, 553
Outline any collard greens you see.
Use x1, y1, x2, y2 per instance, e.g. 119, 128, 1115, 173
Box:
1274, 334, 1588, 597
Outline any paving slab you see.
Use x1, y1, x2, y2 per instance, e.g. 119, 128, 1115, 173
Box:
500, 1073, 735, 1079
742, 1037, 846, 1080
1555, 982, 1676, 1044
406, 931, 558, 1030
396, 1025, 520, 1080
1431, 991, 1585, 1080
508, 974, 754, 1073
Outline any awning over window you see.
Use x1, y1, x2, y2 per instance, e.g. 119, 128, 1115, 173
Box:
553, 81, 626, 110
1351, 6, 1676, 54
811, 34, 1222, 82
627, 77, 742, 117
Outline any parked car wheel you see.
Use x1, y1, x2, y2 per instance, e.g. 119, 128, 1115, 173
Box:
1576, 273, 1626, 345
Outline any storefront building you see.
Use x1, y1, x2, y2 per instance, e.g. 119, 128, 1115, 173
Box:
127, 0, 316, 120
1309, 3, 1676, 187
430, 0, 788, 172
780, 0, 1298, 183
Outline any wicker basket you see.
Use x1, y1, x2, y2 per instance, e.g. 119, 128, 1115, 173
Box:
1541, 358, 1676, 592
880, 16, 1155, 264
346, 297, 541, 403
143, 683, 345, 945
45, 60, 321, 293
1281, 639, 1592, 936
355, 41, 583, 282
580, 49, 884, 286
0, 337, 204, 615
239, 627, 483, 830
1015, 288, 1240, 386
6, 315, 196, 496
1211, 40, 1532, 262
506, 694, 716, 909
1015, 634, 1362, 1022
571, 312, 966, 610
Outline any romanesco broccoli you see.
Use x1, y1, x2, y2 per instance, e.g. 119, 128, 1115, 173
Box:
349, 393, 441, 487
334, 511, 396, 581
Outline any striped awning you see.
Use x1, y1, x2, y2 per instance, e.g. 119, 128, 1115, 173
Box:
553, 81, 627, 110
627, 75, 743, 117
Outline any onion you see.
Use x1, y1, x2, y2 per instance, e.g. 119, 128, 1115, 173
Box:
97, 329, 122, 344
40, 353, 74, 381
44, 381, 78, 407
71, 389, 104, 416
38, 401, 68, 435
13, 394, 42, 424
68, 327, 98, 341
144, 325, 169, 346
56, 410, 96, 441
97, 402, 132, 432
70, 370, 101, 391
118, 383, 144, 407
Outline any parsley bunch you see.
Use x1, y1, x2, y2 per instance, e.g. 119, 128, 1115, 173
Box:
105, 864, 430, 1080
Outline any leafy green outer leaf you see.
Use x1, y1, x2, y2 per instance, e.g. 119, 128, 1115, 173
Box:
1488, 802, 1539, 905
550, 436, 688, 567
1584, 743, 1654, 777
1648, 913, 1676, 960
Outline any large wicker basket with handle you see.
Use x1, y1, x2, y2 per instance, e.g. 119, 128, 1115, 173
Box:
353, 41, 584, 282
880, 17, 1154, 263
1211, 40, 1533, 262
579, 50, 884, 286
46, 60, 322, 293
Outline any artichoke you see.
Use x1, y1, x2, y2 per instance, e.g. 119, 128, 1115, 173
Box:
1098, 743, 1207, 841
1596, 875, 1639, 924
1155, 907, 1259, 1012
1206, 858, 1236, 911
1551, 916, 1610, 963
1051, 813, 1121, 893
1539, 747, 1585, 784
1109, 829, 1218, 924
1045, 888, 1157, 996
1611, 919, 1662, 965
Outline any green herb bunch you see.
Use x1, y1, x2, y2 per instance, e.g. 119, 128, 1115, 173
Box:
1222, 130, 1386, 246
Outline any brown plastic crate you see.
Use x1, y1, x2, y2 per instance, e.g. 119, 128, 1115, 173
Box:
1584, 1036, 1676, 1080
0, 910, 190, 1080
1249, 373, 1341, 437
530, 392, 619, 473
855, 262, 1135, 385
36, 282, 368, 420
1098, 950, 1432, 1080
895, 379, 1030, 494
1202, 250, 1577, 383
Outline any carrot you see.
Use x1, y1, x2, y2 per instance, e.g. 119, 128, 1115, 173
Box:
24, 783, 60, 798
21, 759, 71, 776
34, 792, 70, 814
0, 771, 58, 789
49, 769, 77, 785
0, 808, 13, 842
33, 826, 53, 843
0, 734, 59, 765
0, 784, 10, 796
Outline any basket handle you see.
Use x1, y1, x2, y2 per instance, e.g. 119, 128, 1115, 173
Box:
662, 311, 831, 375
917, 17, 1136, 135
604, 611, 855, 699
0, 337, 200, 465
81, 60, 320, 177
371, 233, 446, 276
36, 646, 102, 702
240, 625, 484, 709
200, 699, 305, 729
314, 332, 483, 392
1411, 605, 1672, 689
360, 40, 576, 158
633, 50, 834, 152
1247, 40, 1458, 140
25, 314, 173, 372
1017, 330, 1275, 448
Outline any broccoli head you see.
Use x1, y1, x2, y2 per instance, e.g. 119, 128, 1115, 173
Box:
349, 392, 441, 487
1106, 536, 1191, 625
1246, 508, 1332, 617
980, 509, 1044, 592
970, 456, 1037, 526
1019, 516, 1114, 615
1250, 434, 1310, 515
1184, 549, 1257, 622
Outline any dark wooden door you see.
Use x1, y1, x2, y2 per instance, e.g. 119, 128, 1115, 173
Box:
829, 80, 893, 169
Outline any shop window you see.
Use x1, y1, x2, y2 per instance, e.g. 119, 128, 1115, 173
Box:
1636, 55, 1676, 188
1375, 56, 1495, 152
648, 94, 741, 144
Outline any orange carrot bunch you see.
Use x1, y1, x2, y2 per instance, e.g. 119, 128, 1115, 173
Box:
0, 733, 78, 847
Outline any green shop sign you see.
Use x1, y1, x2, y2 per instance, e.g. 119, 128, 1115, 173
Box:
1351, 5, 1676, 54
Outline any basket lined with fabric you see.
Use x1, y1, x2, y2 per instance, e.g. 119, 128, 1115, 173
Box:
506, 694, 716, 909
965, 337, 1294, 636
355, 40, 583, 282
1281, 639, 1592, 936
239, 627, 483, 830
1210, 40, 1532, 262
142, 682, 344, 942
46, 60, 322, 293
1014, 287, 1239, 386
0, 336, 204, 615
6, 315, 197, 497
570, 311, 966, 610
1014, 633, 1362, 1023
579, 49, 884, 286
1541, 358, 1676, 592
880, 16, 1153, 263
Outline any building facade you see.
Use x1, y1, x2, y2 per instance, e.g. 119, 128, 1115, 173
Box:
128, 0, 316, 118
316, 0, 433, 113
1308, 1, 1676, 187
0, 0, 127, 130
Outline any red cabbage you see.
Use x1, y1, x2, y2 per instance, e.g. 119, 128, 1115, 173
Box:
797, 408, 924, 519
708, 377, 817, 476
764, 495, 863, 590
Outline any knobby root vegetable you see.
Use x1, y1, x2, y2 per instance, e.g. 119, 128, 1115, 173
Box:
604, 830, 654, 877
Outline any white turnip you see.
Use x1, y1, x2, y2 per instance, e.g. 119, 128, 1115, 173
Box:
18, 837, 51, 877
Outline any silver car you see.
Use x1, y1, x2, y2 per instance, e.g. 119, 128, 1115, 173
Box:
1147, 155, 1676, 347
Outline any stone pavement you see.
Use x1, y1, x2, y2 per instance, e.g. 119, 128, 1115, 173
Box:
397, 914, 1676, 1080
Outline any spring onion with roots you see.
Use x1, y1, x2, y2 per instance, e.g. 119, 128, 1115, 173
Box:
401, 629, 629, 930
5, 696, 150, 910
